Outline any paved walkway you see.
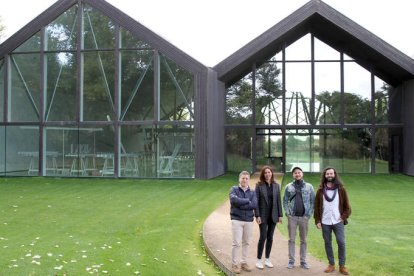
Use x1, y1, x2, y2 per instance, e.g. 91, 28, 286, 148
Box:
203, 174, 345, 276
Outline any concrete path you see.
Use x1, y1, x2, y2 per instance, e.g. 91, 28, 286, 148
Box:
203, 174, 345, 276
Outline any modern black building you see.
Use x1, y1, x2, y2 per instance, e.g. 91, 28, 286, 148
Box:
1, 0, 413, 179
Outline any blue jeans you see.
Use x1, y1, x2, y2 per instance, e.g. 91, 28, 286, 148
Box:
322, 222, 346, 266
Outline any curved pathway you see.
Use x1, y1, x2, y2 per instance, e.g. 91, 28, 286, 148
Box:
203, 174, 345, 275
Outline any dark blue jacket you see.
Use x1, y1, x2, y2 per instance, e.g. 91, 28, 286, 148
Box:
229, 185, 257, 222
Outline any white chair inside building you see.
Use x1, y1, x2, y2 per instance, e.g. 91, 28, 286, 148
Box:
158, 144, 181, 176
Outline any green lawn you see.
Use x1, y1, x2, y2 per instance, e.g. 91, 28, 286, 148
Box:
0, 176, 235, 275
281, 173, 414, 276
1, 174, 413, 275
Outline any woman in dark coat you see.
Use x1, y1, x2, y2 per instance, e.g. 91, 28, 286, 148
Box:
254, 165, 283, 269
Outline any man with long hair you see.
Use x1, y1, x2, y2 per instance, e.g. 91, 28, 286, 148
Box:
314, 167, 352, 275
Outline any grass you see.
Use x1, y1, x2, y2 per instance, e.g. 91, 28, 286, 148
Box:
280, 173, 414, 276
1, 174, 413, 275
0, 176, 235, 275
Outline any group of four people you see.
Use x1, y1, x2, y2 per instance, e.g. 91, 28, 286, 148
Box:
229, 165, 352, 275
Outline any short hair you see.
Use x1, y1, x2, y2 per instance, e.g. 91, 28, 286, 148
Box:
239, 171, 250, 178
291, 166, 303, 174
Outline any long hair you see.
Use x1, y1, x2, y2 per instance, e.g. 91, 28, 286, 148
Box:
259, 165, 275, 184
319, 166, 343, 188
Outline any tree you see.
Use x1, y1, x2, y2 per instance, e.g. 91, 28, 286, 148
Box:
225, 58, 283, 124
0, 16, 5, 42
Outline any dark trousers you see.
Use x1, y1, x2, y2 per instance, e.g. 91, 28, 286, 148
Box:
322, 222, 346, 266
257, 218, 277, 259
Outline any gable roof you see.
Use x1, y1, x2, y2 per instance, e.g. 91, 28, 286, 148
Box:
214, 0, 414, 87
0, 0, 206, 73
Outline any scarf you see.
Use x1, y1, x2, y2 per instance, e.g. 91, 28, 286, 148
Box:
323, 182, 337, 202
294, 179, 304, 192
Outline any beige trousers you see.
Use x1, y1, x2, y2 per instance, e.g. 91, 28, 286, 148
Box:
231, 219, 253, 266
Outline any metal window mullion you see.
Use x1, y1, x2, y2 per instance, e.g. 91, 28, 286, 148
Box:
78, 0, 83, 123
114, 25, 121, 178
252, 63, 257, 173
154, 50, 160, 176
4, 56, 9, 122
154, 50, 160, 121
310, 34, 315, 125
282, 46, 286, 172
340, 53, 344, 127
39, 27, 46, 176
371, 72, 376, 174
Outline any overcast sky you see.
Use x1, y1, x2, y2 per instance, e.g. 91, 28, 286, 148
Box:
1, 0, 413, 67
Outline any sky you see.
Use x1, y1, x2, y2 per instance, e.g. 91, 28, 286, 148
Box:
1, 0, 413, 67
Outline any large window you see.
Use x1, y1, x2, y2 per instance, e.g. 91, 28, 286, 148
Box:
0, 3, 196, 178
225, 34, 396, 174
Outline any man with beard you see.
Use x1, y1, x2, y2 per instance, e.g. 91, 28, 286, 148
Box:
283, 166, 315, 270
314, 167, 352, 275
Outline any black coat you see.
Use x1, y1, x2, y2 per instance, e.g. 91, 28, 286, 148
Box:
255, 182, 283, 223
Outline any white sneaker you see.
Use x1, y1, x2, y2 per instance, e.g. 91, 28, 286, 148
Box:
256, 259, 264, 269
265, 259, 274, 268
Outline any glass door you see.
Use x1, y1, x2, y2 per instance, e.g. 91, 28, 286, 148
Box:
256, 129, 284, 173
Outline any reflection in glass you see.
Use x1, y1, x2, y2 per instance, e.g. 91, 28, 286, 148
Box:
285, 62, 311, 125
319, 128, 371, 173
83, 51, 115, 121
46, 53, 77, 121
375, 128, 389, 173
0, 126, 4, 175
226, 128, 252, 172
10, 54, 40, 122
226, 73, 253, 124
256, 129, 283, 172
6, 126, 39, 176
45, 126, 111, 177
83, 4, 116, 50
344, 62, 371, 124
120, 125, 156, 177
285, 129, 319, 173
45, 5, 78, 51
255, 59, 283, 125
315, 62, 340, 124
160, 55, 194, 121
121, 28, 152, 49
157, 125, 195, 178
0, 59, 3, 122
13, 32, 41, 52
375, 77, 389, 124
120, 50, 154, 121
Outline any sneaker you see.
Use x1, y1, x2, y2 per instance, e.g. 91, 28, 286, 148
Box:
339, 265, 349, 275
300, 262, 310, 269
264, 258, 274, 268
241, 263, 252, 272
287, 261, 294, 269
255, 259, 264, 269
324, 264, 335, 273
232, 264, 241, 274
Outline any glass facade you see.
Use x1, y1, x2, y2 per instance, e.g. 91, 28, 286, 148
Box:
225, 34, 395, 174
0, 3, 195, 178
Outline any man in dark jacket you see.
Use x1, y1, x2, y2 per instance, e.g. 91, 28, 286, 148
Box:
229, 171, 257, 274
314, 167, 352, 275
